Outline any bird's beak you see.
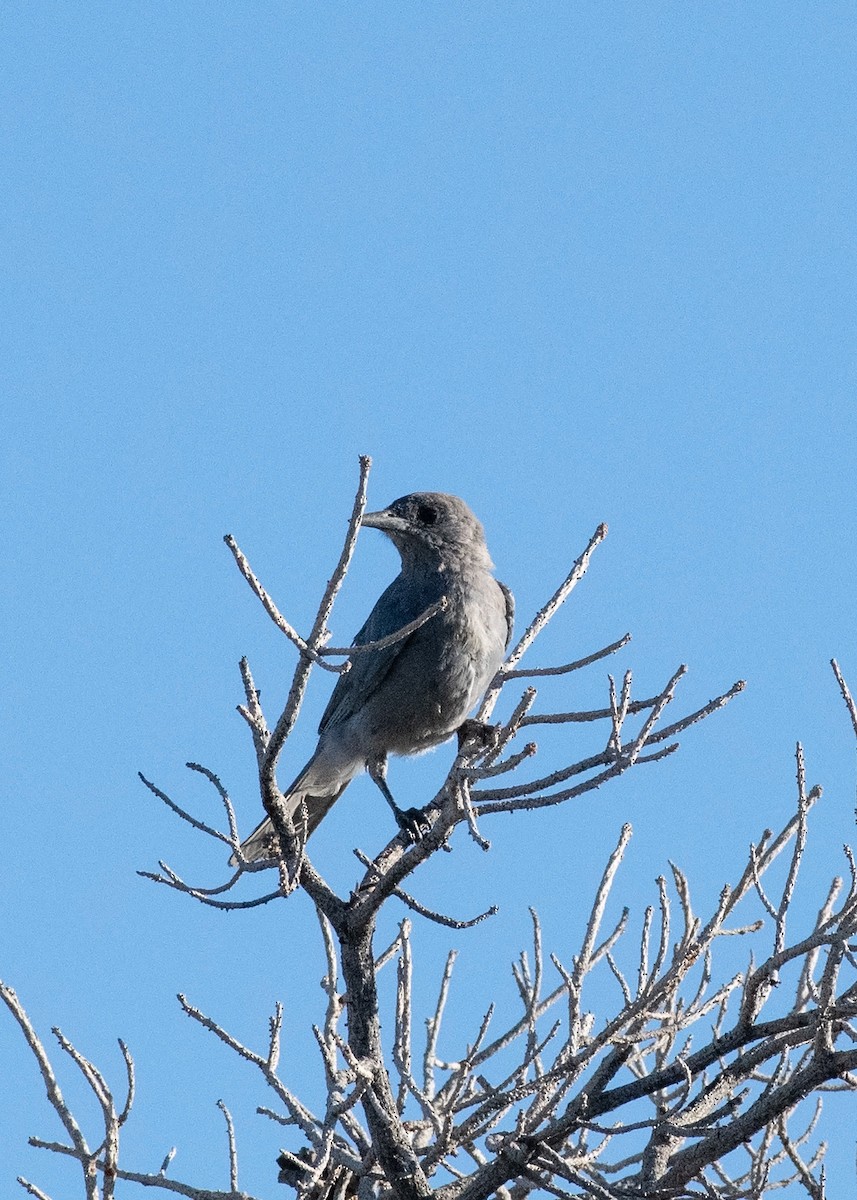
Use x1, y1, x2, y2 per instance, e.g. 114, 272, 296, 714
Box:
361, 508, 409, 534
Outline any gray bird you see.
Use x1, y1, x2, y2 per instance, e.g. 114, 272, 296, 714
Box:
237, 492, 513, 862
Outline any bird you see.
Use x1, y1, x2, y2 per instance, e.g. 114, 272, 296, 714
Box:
236, 492, 514, 863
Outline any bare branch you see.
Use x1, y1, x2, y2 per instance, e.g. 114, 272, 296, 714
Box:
224, 532, 347, 674
502, 633, 632, 679
138, 772, 235, 849
353, 849, 497, 929
217, 1099, 239, 1193
0, 983, 97, 1200
17, 1178, 55, 1200
177, 993, 321, 1142
831, 658, 857, 741
323, 597, 448, 657
502, 522, 609, 673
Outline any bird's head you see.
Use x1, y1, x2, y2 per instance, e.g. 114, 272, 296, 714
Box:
361, 492, 494, 570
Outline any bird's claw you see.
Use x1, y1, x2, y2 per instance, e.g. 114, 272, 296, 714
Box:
395, 805, 432, 843
457, 718, 501, 753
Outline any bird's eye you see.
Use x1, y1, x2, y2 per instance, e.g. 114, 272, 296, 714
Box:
416, 502, 438, 525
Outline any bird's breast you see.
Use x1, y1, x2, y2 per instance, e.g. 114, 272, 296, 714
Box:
363, 571, 507, 757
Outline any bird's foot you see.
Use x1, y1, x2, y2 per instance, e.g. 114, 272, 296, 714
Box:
457, 718, 501, 753
394, 805, 433, 843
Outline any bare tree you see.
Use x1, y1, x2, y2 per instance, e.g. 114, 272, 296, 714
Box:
3, 457, 856, 1200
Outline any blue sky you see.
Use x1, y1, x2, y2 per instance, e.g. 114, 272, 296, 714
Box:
2, 4, 856, 1195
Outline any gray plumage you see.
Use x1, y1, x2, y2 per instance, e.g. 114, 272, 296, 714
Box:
237, 492, 513, 862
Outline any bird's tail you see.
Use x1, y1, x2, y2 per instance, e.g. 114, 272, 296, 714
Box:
231, 782, 348, 866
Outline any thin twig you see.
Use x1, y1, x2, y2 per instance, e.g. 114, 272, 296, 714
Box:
502, 634, 632, 679
0, 984, 97, 1200
503, 523, 609, 674
223, 533, 347, 673
322, 597, 447, 657
831, 659, 857, 741
138, 773, 234, 848
217, 1099, 239, 1193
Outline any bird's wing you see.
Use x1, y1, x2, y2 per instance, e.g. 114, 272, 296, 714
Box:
498, 579, 515, 649
318, 574, 443, 734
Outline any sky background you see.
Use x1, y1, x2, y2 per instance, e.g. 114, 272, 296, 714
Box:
2, 3, 856, 1196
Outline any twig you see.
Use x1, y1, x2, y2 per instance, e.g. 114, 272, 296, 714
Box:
177, 994, 321, 1142
0, 984, 97, 1200
353, 850, 497, 929
139, 863, 284, 909
322, 597, 447, 657
138, 772, 234, 848
502, 523, 609, 674
17, 1179, 54, 1200
223, 533, 347, 674
217, 1099, 238, 1193
831, 659, 857, 741
425, 952, 458, 1100
502, 634, 632, 679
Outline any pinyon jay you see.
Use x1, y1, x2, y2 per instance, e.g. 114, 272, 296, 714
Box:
237, 492, 513, 862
